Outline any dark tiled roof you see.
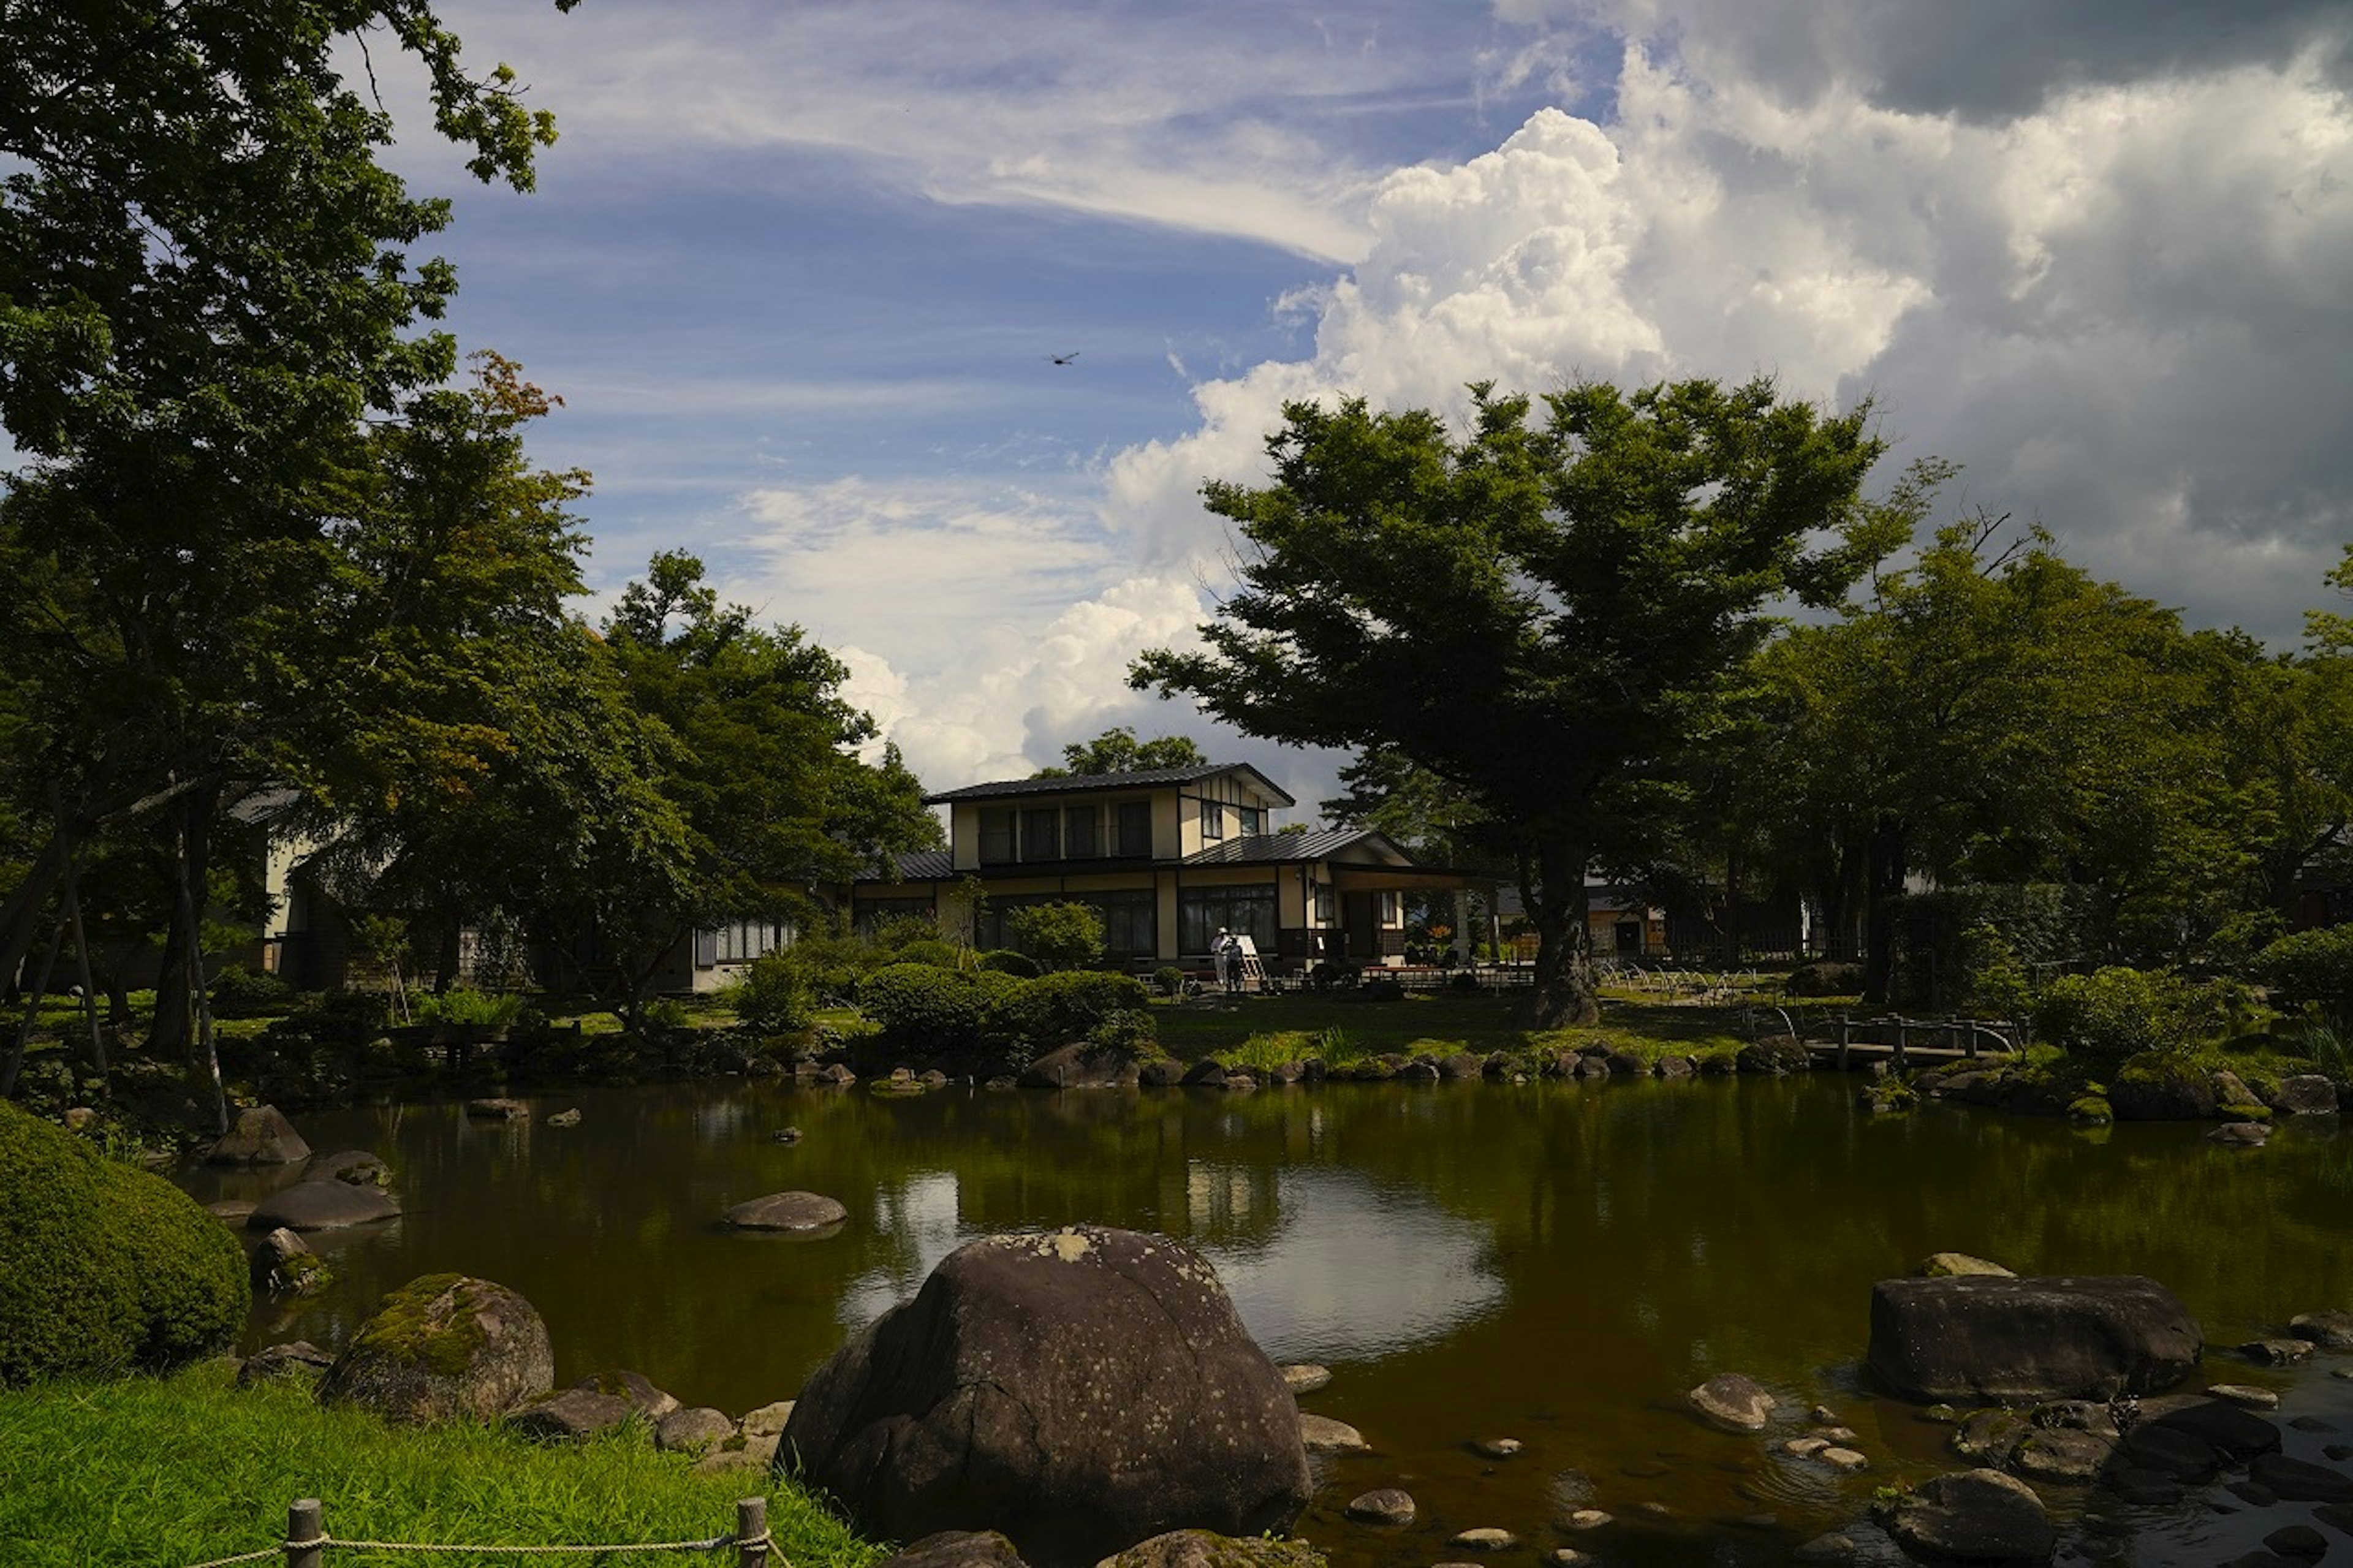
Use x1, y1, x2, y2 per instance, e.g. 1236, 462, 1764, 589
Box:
880, 849, 954, 881
1184, 829, 1394, 865
923, 762, 1295, 807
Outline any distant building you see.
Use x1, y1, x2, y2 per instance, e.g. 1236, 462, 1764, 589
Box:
849, 762, 1488, 969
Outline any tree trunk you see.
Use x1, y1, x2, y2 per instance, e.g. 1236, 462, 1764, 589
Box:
1862, 817, 1908, 1004
1, 918, 67, 1097
0, 833, 69, 1007
1526, 837, 1599, 1026
61, 850, 107, 1080
162, 790, 227, 1131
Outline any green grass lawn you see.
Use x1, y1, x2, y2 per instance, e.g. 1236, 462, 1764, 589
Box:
0, 1362, 882, 1568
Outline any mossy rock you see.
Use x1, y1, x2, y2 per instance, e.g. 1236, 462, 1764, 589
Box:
317, 1273, 553, 1423
2067, 1096, 2115, 1126
0, 1100, 248, 1386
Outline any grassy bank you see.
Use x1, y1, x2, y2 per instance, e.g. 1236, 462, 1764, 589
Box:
1151, 992, 1763, 1069
0, 1362, 882, 1568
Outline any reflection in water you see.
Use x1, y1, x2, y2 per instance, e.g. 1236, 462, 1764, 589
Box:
1204, 1167, 1505, 1362
839, 1170, 964, 1328
172, 1078, 2353, 1568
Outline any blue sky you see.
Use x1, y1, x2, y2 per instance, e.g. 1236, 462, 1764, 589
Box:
362, 0, 2353, 811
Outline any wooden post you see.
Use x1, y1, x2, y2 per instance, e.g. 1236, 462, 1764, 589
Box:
737, 1496, 769, 1568
1892, 1017, 1908, 1071
286, 1499, 324, 1568
1958, 1017, 1978, 1059
1835, 1014, 1851, 1072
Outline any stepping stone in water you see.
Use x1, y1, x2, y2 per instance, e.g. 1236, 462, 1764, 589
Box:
1298, 1414, 1367, 1452
1342, 1488, 1414, 1526
1281, 1363, 1332, 1394
2210, 1384, 2281, 1409
1447, 1528, 1518, 1550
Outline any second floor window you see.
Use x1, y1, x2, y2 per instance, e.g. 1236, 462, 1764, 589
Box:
979, 809, 1015, 864
1064, 805, 1100, 858
1200, 798, 1224, 840
1021, 808, 1059, 860
1116, 801, 1153, 857
1238, 806, 1264, 835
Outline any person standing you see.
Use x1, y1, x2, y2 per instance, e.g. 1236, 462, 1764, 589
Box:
1213, 927, 1241, 994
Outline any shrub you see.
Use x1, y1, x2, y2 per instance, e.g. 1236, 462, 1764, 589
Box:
0, 1101, 246, 1385
994, 971, 1154, 1056
412, 987, 525, 1028
287, 988, 390, 1040
733, 949, 813, 1036
1153, 965, 1186, 996
2255, 926, 2353, 1024
2033, 966, 2232, 1067
860, 962, 993, 1054
1784, 961, 1863, 998
208, 964, 296, 1017
1004, 901, 1105, 971
890, 939, 965, 971
977, 949, 1043, 979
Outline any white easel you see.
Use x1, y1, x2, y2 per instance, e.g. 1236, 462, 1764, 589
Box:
1233, 934, 1267, 991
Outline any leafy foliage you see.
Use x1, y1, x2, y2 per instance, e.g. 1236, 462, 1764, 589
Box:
2033, 967, 2236, 1068
1032, 727, 1207, 777
2255, 925, 2353, 1025
1134, 376, 1899, 1025
1004, 900, 1106, 972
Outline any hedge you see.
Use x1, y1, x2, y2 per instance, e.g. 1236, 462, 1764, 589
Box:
0, 1101, 247, 1386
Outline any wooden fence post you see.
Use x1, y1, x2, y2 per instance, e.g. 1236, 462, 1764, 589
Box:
286, 1499, 324, 1568
1892, 1017, 1908, 1071
1950, 1017, 1969, 1059
1835, 1014, 1851, 1072
738, 1496, 770, 1568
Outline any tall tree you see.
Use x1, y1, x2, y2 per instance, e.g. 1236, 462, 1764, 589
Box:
1031, 727, 1208, 778
1133, 378, 1903, 1024
1757, 517, 2340, 990
0, 0, 572, 1111
581, 552, 941, 1033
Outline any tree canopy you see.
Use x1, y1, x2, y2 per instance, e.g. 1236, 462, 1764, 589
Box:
1031, 727, 1208, 778
1133, 377, 1904, 1023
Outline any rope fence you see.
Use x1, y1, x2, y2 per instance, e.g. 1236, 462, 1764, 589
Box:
181, 1498, 776, 1568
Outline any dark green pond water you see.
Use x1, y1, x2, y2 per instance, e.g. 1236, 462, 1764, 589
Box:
177, 1077, 2353, 1568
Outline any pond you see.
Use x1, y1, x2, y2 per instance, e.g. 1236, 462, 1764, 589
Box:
177, 1076, 2353, 1568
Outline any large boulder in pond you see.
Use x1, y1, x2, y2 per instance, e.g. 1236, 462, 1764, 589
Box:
317, 1274, 554, 1424
1018, 1042, 1146, 1090
1881, 1469, 2056, 1564
780, 1224, 1309, 1567
1868, 1274, 2200, 1403
206, 1104, 311, 1166
249, 1178, 400, 1232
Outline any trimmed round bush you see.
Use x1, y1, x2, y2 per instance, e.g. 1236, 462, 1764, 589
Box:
2256, 926, 2353, 1018
861, 962, 992, 1053
1785, 961, 1863, 998
977, 949, 1044, 979
996, 971, 1155, 1054
0, 1101, 247, 1385
891, 939, 965, 971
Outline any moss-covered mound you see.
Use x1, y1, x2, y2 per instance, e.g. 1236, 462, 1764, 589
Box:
0, 1100, 247, 1385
